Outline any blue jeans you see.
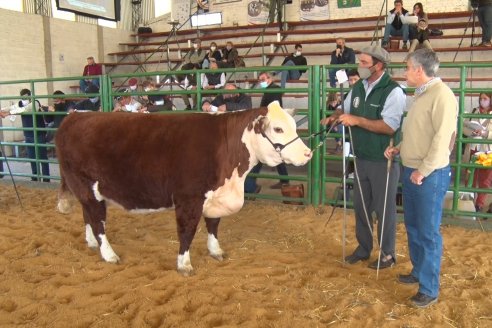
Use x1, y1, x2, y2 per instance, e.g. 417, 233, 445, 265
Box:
478, 5, 492, 43
244, 163, 289, 193
279, 60, 301, 88
402, 165, 451, 298
383, 23, 409, 43
328, 69, 337, 88
25, 135, 50, 181
79, 78, 100, 93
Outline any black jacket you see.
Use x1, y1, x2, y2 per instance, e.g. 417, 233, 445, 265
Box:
260, 83, 283, 107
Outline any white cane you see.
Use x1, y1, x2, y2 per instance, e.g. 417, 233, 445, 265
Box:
376, 138, 393, 279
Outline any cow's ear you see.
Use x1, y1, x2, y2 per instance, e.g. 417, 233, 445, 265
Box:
283, 108, 297, 117
253, 117, 269, 134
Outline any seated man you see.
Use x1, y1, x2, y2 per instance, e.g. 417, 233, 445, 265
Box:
278, 44, 307, 89
329, 37, 356, 87
141, 80, 174, 112
79, 56, 103, 93
73, 84, 101, 111
382, 0, 410, 50
219, 41, 239, 68
201, 83, 252, 113
202, 60, 226, 91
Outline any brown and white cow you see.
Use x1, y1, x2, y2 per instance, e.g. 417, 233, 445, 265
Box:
55, 101, 311, 276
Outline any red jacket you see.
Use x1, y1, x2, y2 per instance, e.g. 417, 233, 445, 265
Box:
83, 63, 103, 77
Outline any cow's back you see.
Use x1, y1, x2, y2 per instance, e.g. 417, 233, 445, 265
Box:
56, 110, 265, 210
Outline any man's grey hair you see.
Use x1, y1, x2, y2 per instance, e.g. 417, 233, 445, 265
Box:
407, 48, 440, 77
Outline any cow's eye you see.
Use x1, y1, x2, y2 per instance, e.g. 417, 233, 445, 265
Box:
273, 127, 283, 133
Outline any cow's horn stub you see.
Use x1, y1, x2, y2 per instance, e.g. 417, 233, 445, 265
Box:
267, 101, 285, 120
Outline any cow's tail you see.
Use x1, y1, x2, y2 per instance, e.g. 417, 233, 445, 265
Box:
57, 176, 73, 214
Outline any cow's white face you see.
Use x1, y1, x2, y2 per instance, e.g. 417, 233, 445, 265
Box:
246, 101, 312, 167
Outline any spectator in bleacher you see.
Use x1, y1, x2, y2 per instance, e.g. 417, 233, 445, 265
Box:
140, 80, 174, 112
46, 90, 75, 142
202, 60, 226, 90
74, 84, 101, 111
0, 88, 50, 182
347, 69, 361, 88
204, 42, 222, 68
244, 72, 289, 192
329, 37, 356, 87
382, 0, 410, 50
183, 38, 207, 68
179, 38, 206, 109
472, 0, 492, 47
79, 56, 103, 93
463, 92, 492, 213
278, 44, 307, 88
113, 90, 144, 113
407, 17, 432, 56
408, 3, 428, 41
201, 83, 252, 113
220, 41, 239, 68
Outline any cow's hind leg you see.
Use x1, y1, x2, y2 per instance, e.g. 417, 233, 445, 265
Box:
205, 217, 225, 261
175, 201, 203, 276
82, 199, 120, 263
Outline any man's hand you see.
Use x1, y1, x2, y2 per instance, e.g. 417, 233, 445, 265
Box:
338, 113, 360, 127
384, 146, 400, 160
410, 170, 424, 185
217, 104, 226, 112
336, 48, 341, 57
320, 115, 338, 126
0, 111, 9, 119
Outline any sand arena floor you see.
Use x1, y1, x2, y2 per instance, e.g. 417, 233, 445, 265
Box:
0, 184, 491, 328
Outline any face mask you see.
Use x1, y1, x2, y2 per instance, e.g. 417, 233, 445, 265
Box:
144, 87, 151, 92
295, 51, 302, 56
130, 85, 137, 91
480, 99, 491, 109
21, 99, 30, 107
193, 43, 198, 49
210, 46, 216, 51
89, 97, 99, 103
227, 46, 232, 50
125, 104, 137, 112
259, 81, 269, 88
358, 64, 376, 80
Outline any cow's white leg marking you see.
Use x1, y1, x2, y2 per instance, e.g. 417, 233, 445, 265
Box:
207, 233, 224, 261
92, 181, 104, 202
99, 234, 120, 263
85, 224, 99, 249
177, 251, 193, 276
57, 198, 72, 214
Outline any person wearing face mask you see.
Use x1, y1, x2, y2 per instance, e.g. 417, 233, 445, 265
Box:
463, 92, 492, 213
329, 37, 356, 88
321, 45, 406, 270
112, 90, 144, 113
140, 80, 174, 112
202, 60, 226, 91
0, 88, 50, 182
244, 72, 289, 192
46, 90, 75, 142
74, 84, 101, 111
179, 38, 206, 110
201, 83, 252, 113
278, 44, 307, 89
220, 41, 239, 68
204, 42, 222, 67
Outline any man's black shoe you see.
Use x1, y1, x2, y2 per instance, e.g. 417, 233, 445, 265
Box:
344, 253, 369, 264
368, 256, 395, 269
398, 273, 419, 285
410, 292, 437, 308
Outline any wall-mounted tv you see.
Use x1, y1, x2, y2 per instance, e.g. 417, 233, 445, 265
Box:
55, 0, 121, 21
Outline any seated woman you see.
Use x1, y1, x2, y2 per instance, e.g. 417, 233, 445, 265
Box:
407, 17, 432, 56
409, 2, 428, 40
464, 92, 492, 213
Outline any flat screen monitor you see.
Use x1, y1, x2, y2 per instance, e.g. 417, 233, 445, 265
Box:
55, 0, 121, 21
191, 12, 222, 27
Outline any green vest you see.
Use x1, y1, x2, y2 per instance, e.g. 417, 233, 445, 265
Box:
349, 72, 401, 161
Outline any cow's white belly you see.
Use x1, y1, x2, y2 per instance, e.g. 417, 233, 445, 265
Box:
202, 168, 245, 218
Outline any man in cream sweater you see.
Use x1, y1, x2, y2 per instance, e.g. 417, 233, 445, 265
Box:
385, 48, 458, 308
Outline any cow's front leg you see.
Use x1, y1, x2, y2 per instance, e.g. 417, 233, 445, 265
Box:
175, 201, 203, 276
205, 217, 225, 261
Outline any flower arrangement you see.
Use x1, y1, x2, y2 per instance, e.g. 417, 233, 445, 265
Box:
474, 152, 492, 166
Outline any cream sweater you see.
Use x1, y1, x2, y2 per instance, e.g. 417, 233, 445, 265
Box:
399, 79, 458, 177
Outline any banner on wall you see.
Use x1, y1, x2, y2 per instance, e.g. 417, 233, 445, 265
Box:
247, 0, 272, 25
337, 0, 361, 8
300, 0, 329, 21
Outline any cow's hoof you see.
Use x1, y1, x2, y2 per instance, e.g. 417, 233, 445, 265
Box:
104, 254, 121, 264
177, 267, 195, 277
57, 199, 72, 214
210, 252, 226, 261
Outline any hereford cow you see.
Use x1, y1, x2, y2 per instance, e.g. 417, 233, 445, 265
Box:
55, 101, 311, 276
